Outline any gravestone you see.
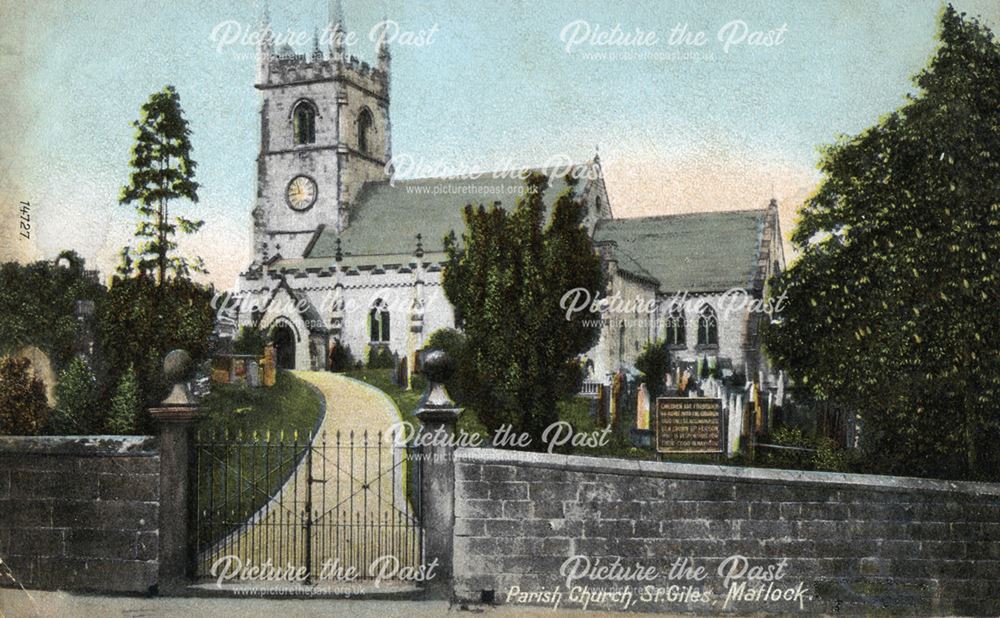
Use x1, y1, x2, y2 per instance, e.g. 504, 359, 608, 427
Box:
246, 360, 261, 387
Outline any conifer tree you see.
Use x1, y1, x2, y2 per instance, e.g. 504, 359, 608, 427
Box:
106, 365, 141, 434
51, 357, 98, 434
443, 173, 603, 446
120, 85, 203, 286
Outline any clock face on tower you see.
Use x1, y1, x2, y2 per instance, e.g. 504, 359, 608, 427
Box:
286, 175, 317, 211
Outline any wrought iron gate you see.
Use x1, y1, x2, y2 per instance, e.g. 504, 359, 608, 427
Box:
193, 429, 423, 584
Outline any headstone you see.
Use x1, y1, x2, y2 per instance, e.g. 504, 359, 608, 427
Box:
262, 345, 276, 386
636, 383, 650, 430
246, 360, 261, 387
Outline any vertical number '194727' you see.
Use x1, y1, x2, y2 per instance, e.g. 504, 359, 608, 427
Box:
19, 201, 30, 239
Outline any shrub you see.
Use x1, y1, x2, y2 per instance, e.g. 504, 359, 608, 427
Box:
0, 355, 49, 435
760, 425, 856, 473
759, 426, 813, 470
635, 340, 670, 399
106, 365, 141, 434
51, 357, 99, 434
366, 345, 393, 369
234, 326, 268, 355
329, 340, 355, 372
813, 437, 855, 473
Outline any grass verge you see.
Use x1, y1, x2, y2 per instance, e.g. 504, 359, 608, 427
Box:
194, 370, 324, 549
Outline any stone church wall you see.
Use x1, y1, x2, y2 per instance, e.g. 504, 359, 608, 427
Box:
665, 291, 751, 376
453, 448, 1000, 615
591, 270, 659, 380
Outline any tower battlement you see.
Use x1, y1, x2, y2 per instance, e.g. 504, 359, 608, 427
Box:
259, 51, 389, 98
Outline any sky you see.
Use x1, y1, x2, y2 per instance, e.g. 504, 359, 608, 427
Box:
1, 0, 997, 288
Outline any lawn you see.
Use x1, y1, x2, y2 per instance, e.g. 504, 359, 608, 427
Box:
193, 370, 324, 551
197, 369, 324, 438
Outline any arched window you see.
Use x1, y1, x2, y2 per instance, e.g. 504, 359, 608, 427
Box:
369, 298, 390, 343
697, 304, 718, 346
293, 101, 316, 145
665, 305, 686, 347
357, 107, 373, 154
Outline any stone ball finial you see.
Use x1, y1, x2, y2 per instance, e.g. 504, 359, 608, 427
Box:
422, 349, 454, 384
163, 349, 192, 383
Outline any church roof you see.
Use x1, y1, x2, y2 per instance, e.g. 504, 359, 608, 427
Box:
306, 172, 580, 259
260, 277, 327, 333
593, 209, 768, 293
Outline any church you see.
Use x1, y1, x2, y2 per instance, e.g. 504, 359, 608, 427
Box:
234, 2, 786, 398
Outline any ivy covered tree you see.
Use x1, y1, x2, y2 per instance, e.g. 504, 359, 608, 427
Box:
119, 85, 203, 286
766, 6, 1000, 480
443, 173, 603, 446
0, 252, 105, 370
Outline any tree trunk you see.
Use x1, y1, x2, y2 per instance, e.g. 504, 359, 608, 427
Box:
158, 197, 166, 288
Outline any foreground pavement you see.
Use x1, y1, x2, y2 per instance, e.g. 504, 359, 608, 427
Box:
0, 589, 681, 618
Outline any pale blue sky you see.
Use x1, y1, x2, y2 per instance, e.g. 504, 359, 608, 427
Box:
1, 0, 997, 286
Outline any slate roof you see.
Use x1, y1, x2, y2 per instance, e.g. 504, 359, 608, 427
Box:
593, 209, 768, 293
307, 172, 580, 259
298, 169, 768, 295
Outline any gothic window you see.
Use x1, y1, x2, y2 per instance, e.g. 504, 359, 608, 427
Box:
369, 298, 390, 343
665, 305, 686, 347
293, 100, 316, 145
697, 304, 718, 347
357, 107, 373, 154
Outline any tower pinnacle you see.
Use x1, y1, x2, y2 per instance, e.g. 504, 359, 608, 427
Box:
256, 0, 273, 83
377, 14, 391, 71
329, 0, 346, 58
312, 27, 323, 62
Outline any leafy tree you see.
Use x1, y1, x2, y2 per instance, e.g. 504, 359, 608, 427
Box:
106, 365, 141, 434
51, 357, 99, 434
443, 173, 603, 446
119, 85, 203, 286
97, 274, 215, 431
766, 6, 1000, 480
0, 356, 49, 435
635, 339, 671, 400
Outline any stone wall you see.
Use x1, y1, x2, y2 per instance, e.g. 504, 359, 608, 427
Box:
453, 448, 1000, 615
0, 436, 159, 593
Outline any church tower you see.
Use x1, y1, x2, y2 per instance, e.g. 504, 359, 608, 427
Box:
252, 0, 392, 264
